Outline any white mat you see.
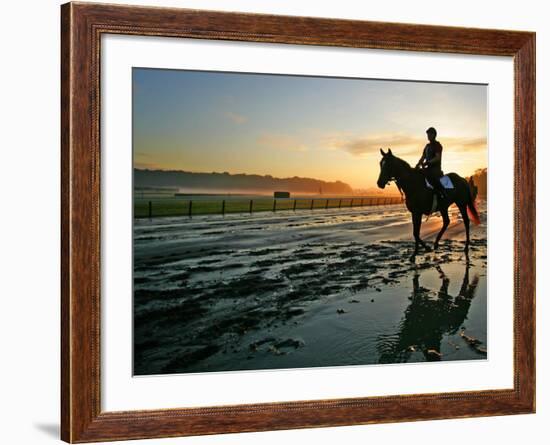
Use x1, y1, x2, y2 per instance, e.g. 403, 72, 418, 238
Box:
425, 175, 454, 189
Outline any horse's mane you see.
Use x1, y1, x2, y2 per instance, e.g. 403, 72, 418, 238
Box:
388, 154, 414, 198
391, 154, 412, 172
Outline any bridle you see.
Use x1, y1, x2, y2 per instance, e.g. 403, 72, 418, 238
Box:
380, 158, 404, 199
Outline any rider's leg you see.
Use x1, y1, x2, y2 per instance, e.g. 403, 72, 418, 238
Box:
427, 169, 447, 200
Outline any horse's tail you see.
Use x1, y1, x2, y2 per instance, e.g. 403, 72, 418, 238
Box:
467, 185, 481, 226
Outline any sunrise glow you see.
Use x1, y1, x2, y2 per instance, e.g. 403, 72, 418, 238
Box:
133, 68, 487, 190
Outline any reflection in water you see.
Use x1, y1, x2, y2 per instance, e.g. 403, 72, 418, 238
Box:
377, 263, 480, 363
134, 202, 487, 373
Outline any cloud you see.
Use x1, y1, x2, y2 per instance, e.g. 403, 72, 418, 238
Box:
134, 162, 160, 170
323, 133, 422, 157
257, 133, 308, 152
447, 137, 487, 152
134, 152, 160, 169
223, 111, 248, 124
323, 133, 486, 158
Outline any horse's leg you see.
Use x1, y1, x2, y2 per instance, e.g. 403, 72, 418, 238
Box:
411, 212, 430, 260
415, 212, 431, 252
434, 207, 450, 250
410, 212, 421, 260
458, 204, 470, 254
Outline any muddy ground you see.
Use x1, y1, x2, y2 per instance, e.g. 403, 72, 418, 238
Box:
133, 202, 487, 375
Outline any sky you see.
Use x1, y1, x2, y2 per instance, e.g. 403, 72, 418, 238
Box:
133, 68, 487, 190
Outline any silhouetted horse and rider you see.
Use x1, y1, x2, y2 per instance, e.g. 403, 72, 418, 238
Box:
377, 127, 480, 260
376, 262, 481, 363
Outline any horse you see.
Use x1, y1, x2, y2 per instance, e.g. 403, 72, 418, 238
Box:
376, 148, 480, 260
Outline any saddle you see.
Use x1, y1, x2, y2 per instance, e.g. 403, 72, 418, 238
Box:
425, 175, 453, 214
425, 175, 454, 190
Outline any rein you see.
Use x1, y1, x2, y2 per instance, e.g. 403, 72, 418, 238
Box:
392, 179, 404, 199
386, 159, 411, 200
383, 175, 404, 198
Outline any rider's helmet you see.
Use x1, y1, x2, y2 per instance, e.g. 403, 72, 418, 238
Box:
426, 127, 437, 137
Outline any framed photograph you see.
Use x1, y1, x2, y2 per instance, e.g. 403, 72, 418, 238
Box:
61, 2, 535, 442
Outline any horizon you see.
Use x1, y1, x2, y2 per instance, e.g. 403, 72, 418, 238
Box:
133, 68, 487, 189
133, 165, 487, 191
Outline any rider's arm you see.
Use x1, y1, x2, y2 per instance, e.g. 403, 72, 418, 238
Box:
426, 151, 441, 166
415, 146, 427, 168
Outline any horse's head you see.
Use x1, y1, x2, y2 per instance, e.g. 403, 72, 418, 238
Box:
377, 148, 395, 189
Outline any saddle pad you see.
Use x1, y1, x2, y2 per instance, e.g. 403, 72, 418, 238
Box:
425, 175, 454, 189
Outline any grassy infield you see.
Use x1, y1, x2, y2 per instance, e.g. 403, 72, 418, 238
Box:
134, 196, 402, 218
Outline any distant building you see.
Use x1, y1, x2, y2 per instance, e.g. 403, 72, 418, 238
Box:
274, 191, 290, 198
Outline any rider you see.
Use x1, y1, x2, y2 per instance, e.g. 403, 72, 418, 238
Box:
416, 127, 447, 200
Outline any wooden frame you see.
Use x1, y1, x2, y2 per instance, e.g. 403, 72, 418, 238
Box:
61, 2, 535, 442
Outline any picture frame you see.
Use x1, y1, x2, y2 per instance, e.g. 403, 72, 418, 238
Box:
61, 2, 535, 442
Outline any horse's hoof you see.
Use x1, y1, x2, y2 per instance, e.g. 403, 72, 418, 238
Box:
409, 254, 417, 263
433, 243, 439, 250
424, 245, 432, 252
